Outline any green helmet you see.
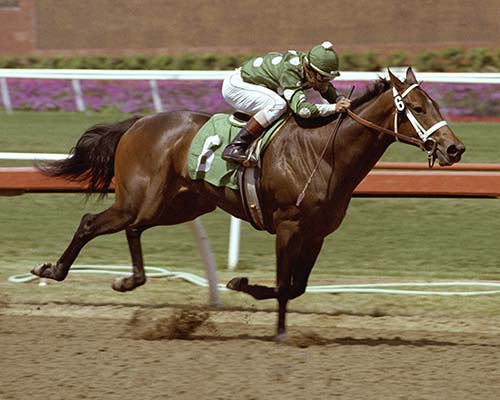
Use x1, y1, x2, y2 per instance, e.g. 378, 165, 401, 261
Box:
307, 41, 340, 79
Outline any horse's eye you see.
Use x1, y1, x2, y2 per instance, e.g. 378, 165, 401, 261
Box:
413, 106, 424, 114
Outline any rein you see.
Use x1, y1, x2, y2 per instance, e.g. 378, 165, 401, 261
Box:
346, 109, 423, 148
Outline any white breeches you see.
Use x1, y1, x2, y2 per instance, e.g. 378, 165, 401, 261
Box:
222, 69, 287, 127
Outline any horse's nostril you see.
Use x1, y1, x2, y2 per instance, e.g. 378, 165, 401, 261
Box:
447, 145, 458, 156
446, 143, 465, 162
447, 144, 465, 157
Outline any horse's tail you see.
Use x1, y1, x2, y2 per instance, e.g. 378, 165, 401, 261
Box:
37, 115, 143, 196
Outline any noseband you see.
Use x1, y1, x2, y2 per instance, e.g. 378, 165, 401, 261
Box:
348, 83, 449, 167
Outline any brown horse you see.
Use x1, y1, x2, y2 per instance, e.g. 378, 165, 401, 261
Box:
32, 68, 465, 339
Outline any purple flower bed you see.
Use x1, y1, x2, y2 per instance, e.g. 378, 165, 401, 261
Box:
5, 79, 77, 112
1, 78, 498, 121
424, 82, 500, 120
2, 79, 229, 114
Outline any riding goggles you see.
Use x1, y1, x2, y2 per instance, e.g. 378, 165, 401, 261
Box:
306, 62, 340, 83
312, 70, 338, 82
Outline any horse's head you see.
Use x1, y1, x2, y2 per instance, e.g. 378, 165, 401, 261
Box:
388, 67, 465, 166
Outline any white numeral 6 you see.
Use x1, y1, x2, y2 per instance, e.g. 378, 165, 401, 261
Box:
394, 95, 405, 112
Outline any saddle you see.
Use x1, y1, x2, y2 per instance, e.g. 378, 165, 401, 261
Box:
188, 112, 289, 232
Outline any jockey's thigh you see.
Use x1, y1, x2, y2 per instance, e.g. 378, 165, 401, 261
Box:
222, 70, 286, 126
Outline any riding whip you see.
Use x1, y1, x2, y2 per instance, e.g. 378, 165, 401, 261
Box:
296, 85, 355, 207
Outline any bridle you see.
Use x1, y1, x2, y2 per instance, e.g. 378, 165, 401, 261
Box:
347, 83, 449, 168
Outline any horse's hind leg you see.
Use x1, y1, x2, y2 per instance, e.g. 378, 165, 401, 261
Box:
32, 207, 133, 281
111, 227, 146, 292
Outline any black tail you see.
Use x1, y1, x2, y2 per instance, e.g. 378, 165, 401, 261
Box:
37, 115, 142, 196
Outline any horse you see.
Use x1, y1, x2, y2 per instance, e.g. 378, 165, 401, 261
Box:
32, 68, 465, 339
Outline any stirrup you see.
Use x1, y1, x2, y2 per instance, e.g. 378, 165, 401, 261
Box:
222, 146, 247, 164
222, 154, 247, 164
222, 152, 257, 167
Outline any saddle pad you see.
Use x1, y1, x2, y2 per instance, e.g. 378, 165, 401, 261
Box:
188, 113, 288, 189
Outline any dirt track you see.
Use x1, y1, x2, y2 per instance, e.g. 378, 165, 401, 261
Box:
1, 303, 500, 400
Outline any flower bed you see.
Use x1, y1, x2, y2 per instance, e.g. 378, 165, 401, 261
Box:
1, 78, 499, 121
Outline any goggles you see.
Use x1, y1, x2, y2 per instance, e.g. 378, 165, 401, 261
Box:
306, 63, 340, 83
312, 70, 333, 82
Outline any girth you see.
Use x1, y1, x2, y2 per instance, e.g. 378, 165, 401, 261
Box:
238, 165, 270, 232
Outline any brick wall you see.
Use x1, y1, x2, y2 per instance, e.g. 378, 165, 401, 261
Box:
1, 0, 499, 56
0, 0, 35, 55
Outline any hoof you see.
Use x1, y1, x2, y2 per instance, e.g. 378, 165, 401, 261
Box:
112, 276, 144, 292
275, 331, 288, 342
112, 277, 132, 292
31, 263, 67, 281
31, 263, 53, 279
226, 277, 248, 292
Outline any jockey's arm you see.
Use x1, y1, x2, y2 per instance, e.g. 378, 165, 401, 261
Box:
286, 87, 348, 118
279, 67, 350, 118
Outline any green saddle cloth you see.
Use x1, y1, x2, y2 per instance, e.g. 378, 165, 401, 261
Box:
187, 113, 288, 189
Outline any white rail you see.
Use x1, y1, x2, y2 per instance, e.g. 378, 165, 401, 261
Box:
0, 152, 67, 161
1, 68, 499, 83
0, 69, 231, 81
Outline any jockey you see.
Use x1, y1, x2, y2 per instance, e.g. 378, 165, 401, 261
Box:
221, 41, 352, 164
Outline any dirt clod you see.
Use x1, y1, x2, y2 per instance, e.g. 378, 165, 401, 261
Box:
128, 308, 210, 340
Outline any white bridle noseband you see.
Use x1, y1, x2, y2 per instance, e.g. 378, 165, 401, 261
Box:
392, 84, 448, 142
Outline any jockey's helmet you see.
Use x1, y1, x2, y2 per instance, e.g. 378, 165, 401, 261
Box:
306, 41, 340, 81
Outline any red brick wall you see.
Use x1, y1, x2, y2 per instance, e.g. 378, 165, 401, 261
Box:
1, 0, 499, 56
0, 0, 35, 55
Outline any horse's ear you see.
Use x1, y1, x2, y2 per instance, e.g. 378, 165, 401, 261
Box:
387, 68, 405, 92
406, 67, 418, 84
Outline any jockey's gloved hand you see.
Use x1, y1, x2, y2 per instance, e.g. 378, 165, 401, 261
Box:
335, 98, 352, 113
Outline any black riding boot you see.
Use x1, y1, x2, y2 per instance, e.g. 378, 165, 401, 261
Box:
222, 118, 265, 164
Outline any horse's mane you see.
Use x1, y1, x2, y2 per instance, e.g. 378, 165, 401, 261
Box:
350, 78, 391, 110
294, 78, 391, 128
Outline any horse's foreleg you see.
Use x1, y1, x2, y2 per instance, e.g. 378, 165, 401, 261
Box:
274, 220, 303, 339
288, 237, 324, 300
111, 227, 146, 292
226, 220, 303, 339
32, 207, 133, 281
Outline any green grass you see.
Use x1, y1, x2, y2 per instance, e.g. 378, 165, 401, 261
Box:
0, 111, 129, 167
1, 112, 499, 318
